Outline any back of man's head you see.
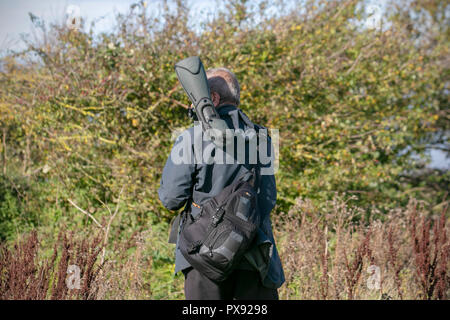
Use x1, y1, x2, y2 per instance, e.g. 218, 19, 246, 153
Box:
206, 68, 240, 107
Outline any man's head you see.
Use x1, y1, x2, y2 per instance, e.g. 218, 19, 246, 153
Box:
206, 67, 240, 108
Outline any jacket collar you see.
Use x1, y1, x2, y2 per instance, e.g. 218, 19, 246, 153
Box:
216, 104, 238, 116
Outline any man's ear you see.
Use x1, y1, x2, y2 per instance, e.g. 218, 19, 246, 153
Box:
211, 92, 220, 107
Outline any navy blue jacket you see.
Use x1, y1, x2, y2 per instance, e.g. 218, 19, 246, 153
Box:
158, 105, 285, 289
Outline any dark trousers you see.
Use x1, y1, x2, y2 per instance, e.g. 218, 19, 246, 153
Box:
182, 267, 279, 300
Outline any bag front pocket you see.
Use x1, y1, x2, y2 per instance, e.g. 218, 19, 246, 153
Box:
200, 227, 245, 269
180, 211, 209, 246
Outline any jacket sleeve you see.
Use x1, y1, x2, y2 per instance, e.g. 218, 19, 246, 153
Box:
158, 129, 196, 211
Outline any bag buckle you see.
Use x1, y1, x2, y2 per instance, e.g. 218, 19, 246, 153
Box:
211, 206, 224, 227
188, 240, 202, 254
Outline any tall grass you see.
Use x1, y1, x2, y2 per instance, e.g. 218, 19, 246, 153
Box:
274, 195, 449, 300
0, 195, 447, 300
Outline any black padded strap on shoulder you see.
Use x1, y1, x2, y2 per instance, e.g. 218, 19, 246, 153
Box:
236, 108, 261, 188
237, 108, 256, 130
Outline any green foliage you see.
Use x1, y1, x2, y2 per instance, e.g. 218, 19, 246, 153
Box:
0, 186, 20, 240
0, 0, 448, 299
1, 0, 447, 221
0, 174, 41, 240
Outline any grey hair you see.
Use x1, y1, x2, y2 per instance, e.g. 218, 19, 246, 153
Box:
206, 67, 240, 106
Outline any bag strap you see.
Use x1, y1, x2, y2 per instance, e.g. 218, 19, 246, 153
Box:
168, 213, 181, 244
237, 108, 261, 188
237, 108, 255, 130
169, 196, 194, 244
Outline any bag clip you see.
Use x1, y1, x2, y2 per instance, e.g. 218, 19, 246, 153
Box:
188, 240, 202, 254
211, 206, 224, 227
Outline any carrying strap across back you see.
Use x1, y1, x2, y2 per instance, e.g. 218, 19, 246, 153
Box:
237, 108, 261, 188
237, 108, 256, 130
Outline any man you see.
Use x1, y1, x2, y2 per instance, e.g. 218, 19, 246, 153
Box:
158, 67, 284, 300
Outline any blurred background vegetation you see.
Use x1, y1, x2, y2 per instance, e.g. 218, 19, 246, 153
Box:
0, 0, 448, 299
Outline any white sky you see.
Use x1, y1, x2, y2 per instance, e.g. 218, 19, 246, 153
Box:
1, 0, 152, 50
0, 0, 385, 51
0, 0, 220, 51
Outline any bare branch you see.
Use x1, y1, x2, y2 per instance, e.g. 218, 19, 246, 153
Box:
67, 198, 104, 229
